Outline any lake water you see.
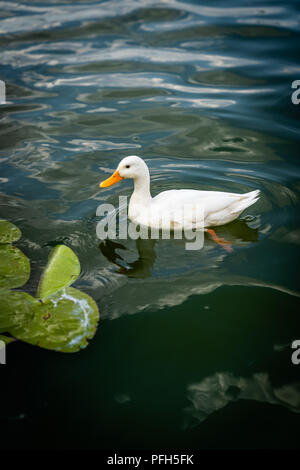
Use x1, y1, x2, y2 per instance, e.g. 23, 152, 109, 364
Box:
1, 0, 300, 450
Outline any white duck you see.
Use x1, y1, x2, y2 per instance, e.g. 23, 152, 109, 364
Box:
100, 155, 260, 252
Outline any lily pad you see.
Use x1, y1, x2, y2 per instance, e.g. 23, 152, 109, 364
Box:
0, 290, 39, 333
0, 334, 16, 345
0, 244, 30, 289
36, 245, 81, 299
9, 287, 99, 353
0, 219, 22, 244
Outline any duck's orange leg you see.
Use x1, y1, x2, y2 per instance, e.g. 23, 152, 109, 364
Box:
207, 229, 233, 253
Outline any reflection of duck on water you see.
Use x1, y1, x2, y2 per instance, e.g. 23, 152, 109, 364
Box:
99, 238, 156, 278
99, 219, 259, 279
99, 156, 260, 252
98, 215, 298, 319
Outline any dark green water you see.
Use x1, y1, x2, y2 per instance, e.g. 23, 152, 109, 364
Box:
1, 0, 300, 450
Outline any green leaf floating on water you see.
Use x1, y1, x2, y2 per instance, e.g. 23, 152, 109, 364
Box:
0, 290, 38, 333
9, 287, 99, 353
0, 245, 30, 289
0, 334, 16, 346
0, 219, 22, 244
0, 235, 99, 353
36, 245, 81, 299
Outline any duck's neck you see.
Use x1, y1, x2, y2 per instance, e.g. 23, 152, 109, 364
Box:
131, 172, 152, 204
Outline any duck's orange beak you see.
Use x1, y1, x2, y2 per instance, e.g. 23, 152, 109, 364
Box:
99, 170, 124, 188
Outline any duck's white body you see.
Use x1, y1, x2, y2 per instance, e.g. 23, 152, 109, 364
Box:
129, 187, 260, 230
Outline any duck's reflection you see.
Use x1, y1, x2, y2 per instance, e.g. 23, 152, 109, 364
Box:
185, 372, 300, 427
99, 219, 259, 279
99, 238, 156, 278
212, 218, 259, 245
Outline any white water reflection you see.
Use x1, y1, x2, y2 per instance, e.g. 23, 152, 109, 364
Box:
145, 96, 236, 108
34, 73, 270, 97
0, 1, 286, 35
62, 139, 141, 152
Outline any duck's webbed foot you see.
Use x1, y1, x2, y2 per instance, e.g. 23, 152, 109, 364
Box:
207, 229, 233, 253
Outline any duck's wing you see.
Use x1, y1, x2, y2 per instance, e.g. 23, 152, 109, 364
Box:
153, 189, 260, 212
152, 189, 260, 227
202, 189, 260, 226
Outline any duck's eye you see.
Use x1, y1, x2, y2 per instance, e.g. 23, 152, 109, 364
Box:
126, 165, 130, 169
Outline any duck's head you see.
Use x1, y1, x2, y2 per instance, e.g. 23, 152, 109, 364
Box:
100, 155, 149, 188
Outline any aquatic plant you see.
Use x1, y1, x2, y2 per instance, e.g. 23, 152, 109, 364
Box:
0, 219, 99, 352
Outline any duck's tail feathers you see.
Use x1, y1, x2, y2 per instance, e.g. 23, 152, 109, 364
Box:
231, 189, 260, 214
